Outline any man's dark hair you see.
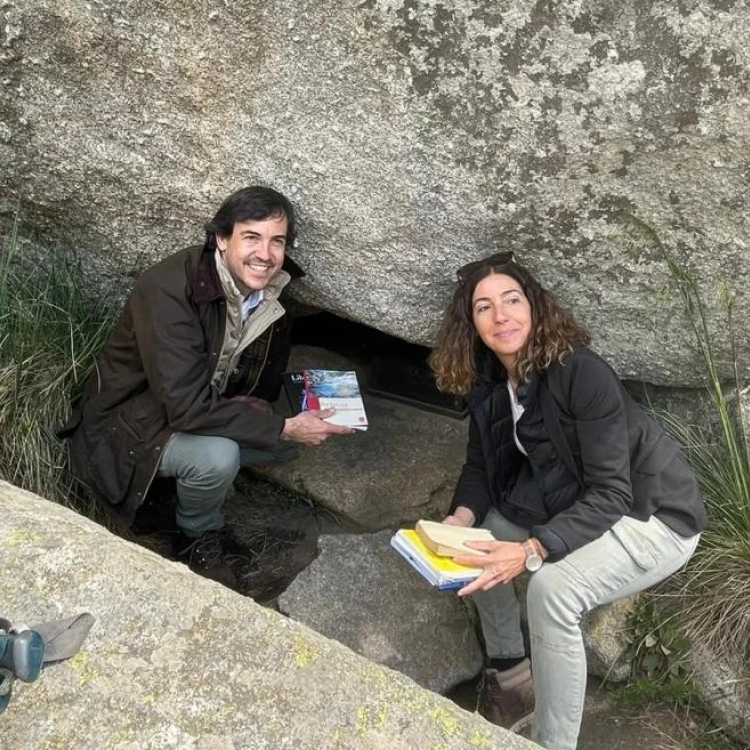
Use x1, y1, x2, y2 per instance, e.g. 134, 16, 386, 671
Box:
204, 186, 297, 252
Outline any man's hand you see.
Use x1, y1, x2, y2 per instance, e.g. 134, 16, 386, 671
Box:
281, 408, 356, 445
453, 540, 526, 596
443, 506, 476, 527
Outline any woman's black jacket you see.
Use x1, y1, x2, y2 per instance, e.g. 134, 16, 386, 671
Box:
451, 347, 706, 561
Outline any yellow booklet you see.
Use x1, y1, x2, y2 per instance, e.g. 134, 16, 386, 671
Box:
390, 529, 482, 590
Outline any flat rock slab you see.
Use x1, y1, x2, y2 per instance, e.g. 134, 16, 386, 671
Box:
0, 480, 538, 750
279, 531, 483, 693
264, 395, 467, 529
261, 348, 469, 530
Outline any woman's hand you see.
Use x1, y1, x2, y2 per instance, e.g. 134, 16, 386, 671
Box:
453, 541, 526, 596
442, 506, 476, 527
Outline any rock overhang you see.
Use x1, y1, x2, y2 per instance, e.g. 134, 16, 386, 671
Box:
0, 0, 747, 387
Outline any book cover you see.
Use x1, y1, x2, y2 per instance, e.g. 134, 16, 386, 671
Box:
415, 520, 493, 557
390, 529, 481, 590
303, 369, 368, 431
282, 372, 307, 415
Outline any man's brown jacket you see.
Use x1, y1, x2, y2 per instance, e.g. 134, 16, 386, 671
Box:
63, 244, 292, 527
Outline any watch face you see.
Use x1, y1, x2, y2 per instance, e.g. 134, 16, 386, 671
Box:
525, 554, 543, 572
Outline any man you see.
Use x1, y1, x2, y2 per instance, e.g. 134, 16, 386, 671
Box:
64, 186, 353, 587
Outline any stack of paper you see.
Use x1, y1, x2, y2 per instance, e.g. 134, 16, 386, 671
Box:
390, 529, 483, 591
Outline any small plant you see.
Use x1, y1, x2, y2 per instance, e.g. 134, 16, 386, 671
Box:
656, 409, 750, 663
619, 598, 696, 708
662, 263, 750, 664
618, 598, 742, 750
625, 217, 750, 666
0, 215, 117, 508
626, 599, 692, 684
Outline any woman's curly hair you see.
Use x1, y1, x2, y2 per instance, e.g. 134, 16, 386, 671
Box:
429, 254, 591, 395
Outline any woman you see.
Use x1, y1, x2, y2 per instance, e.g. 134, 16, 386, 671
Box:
429, 252, 705, 750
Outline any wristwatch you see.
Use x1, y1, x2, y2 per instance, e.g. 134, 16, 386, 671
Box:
522, 540, 543, 572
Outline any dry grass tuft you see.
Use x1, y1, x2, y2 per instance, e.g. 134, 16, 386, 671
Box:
0, 217, 117, 507
628, 219, 750, 669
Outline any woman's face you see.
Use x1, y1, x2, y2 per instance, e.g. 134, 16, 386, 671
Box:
472, 273, 532, 369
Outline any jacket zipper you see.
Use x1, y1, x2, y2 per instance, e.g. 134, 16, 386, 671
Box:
247, 326, 274, 395
138, 431, 176, 506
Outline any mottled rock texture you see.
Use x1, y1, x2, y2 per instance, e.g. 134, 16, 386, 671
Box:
1, 0, 748, 385
0, 480, 538, 750
737, 385, 750, 434
262, 390, 467, 528
689, 640, 750, 745
580, 595, 635, 683
279, 531, 484, 693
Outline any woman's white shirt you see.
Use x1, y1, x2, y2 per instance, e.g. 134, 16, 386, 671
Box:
507, 380, 527, 456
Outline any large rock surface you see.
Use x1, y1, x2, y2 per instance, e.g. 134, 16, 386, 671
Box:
1, 1, 749, 385
279, 532, 484, 693
0, 480, 537, 750
278, 526, 634, 693
261, 393, 468, 529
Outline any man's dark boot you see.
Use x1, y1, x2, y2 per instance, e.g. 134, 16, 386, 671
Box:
477, 658, 535, 732
172, 530, 238, 589
131, 478, 179, 535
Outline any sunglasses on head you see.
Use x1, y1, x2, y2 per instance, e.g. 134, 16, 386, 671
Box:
456, 251, 514, 283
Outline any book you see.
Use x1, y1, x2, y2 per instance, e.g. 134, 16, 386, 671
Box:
390, 529, 482, 591
282, 372, 307, 415
303, 369, 368, 431
415, 520, 493, 557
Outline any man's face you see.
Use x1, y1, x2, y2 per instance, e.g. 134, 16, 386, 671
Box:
216, 213, 288, 295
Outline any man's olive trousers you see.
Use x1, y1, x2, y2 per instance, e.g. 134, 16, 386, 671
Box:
156, 432, 298, 536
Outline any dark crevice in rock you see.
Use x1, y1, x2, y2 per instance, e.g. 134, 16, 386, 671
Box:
290, 309, 467, 418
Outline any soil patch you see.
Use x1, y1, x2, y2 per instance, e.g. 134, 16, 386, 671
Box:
448, 675, 698, 749
132, 471, 360, 605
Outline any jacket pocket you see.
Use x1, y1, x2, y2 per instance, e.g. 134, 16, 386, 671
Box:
87, 414, 139, 505
611, 516, 658, 571
500, 500, 550, 526
632, 433, 679, 475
